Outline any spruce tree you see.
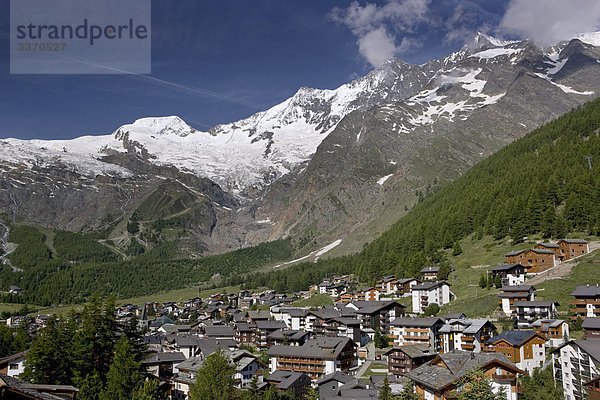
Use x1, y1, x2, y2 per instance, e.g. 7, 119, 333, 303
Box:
189, 349, 235, 400
100, 336, 143, 400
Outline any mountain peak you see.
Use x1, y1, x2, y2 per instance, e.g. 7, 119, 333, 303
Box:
465, 32, 518, 53
120, 116, 197, 138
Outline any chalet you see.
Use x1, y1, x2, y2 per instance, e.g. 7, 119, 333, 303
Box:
390, 317, 444, 351
267, 329, 312, 347
583, 318, 600, 339
143, 351, 186, 379
385, 344, 436, 377
266, 370, 311, 396
247, 310, 270, 323
411, 281, 451, 314
505, 249, 527, 265
586, 376, 600, 400
338, 287, 379, 302
398, 278, 421, 297
316, 371, 355, 399
266, 337, 357, 380
234, 322, 255, 344
439, 318, 496, 353
406, 350, 523, 400
558, 239, 590, 261
0, 351, 27, 378
531, 319, 570, 347
348, 300, 405, 334
485, 330, 546, 375
376, 276, 400, 295
489, 264, 526, 286
534, 242, 560, 254
312, 317, 361, 345
514, 301, 558, 329
270, 307, 308, 331
253, 320, 287, 348
420, 266, 440, 281
164, 335, 204, 358
552, 339, 600, 400
570, 284, 600, 321
498, 285, 535, 317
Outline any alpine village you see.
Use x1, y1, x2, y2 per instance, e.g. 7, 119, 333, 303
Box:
4, 19, 600, 400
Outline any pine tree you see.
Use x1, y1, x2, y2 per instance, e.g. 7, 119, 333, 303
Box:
456, 368, 506, 400
397, 380, 420, 400
479, 274, 487, 289
100, 336, 143, 400
189, 349, 235, 400
132, 379, 168, 400
452, 241, 463, 256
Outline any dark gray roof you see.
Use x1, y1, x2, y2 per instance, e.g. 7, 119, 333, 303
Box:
142, 351, 186, 364
385, 344, 435, 359
536, 242, 559, 248
573, 339, 600, 362
583, 318, 600, 330
149, 315, 175, 327
204, 325, 234, 337
491, 264, 525, 272
513, 301, 557, 307
316, 371, 355, 385
412, 281, 449, 290
420, 267, 440, 273
406, 351, 521, 391
353, 300, 404, 314
267, 370, 310, 390
0, 374, 76, 400
266, 337, 353, 360
571, 285, 600, 297
267, 329, 311, 341
505, 249, 527, 256
391, 317, 443, 328
559, 239, 589, 244
487, 330, 538, 346
255, 320, 286, 330
444, 313, 466, 320
501, 285, 534, 292
530, 248, 555, 255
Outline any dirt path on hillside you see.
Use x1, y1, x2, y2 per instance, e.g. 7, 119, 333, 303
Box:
526, 241, 600, 286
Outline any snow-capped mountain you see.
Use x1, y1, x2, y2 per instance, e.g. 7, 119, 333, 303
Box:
2, 32, 600, 256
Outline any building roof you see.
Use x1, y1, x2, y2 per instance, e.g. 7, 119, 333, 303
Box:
406, 351, 523, 392
487, 330, 539, 346
535, 242, 559, 248
266, 337, 353, 360
439, 319, 493, 335
0, 351, 27, 366
391, 317, 443, 328
204, 325, 234, 337
582, 318, 600, 330
412, 281, 450, 291
0, 374, 77, 400
352, 300, 404, 314
490, 264, 525, 273
444, 313, 466, 320
553, 339, 600, 362
531, 319, 565, 330
500, 285, 534, 292
267, 370, 309, 390
571, 284, 600, 297
255, 320, 287, 330
315, 371, 355, 386
505, 249, 527, 256
142, 351, 186, 365
513, 300, 558, 308
559, 239, 589, 244
149, 315, 175, 327
528, 248, 555, 255
420, 267, 440, 273
267, 329, 311, 342
385, 344, 435, 359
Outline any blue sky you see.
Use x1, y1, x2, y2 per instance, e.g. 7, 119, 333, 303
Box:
1, 0, 599, 139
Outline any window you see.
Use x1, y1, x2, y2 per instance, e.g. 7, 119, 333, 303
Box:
9, 364, 18, 370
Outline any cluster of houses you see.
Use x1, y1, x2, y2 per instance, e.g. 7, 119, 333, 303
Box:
0, 238, 598, 400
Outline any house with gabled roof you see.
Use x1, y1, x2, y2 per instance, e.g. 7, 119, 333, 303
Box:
489, 264, 526, 286
532, 319, 569, 347
570, 284, 600, 321
406, 350, 524, 400
485, 330, 546, 375
514, 301, 558, 329
584, 318, 600, 339
439, 318, 496, 353
498, 285, 535, 317
266, 337, 357, 380
385, 344, 436, 377
390, 317, 445, 351
558, 239, 589, 261
421, 267, 440, 281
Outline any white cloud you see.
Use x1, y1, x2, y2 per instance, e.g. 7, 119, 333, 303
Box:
500, 0, 600, 47
331, 0, 431, 67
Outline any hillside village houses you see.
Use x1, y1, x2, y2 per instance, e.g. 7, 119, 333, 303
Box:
1, 238, 597, 399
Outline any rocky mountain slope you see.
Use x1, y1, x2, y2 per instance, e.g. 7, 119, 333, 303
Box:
2, 32, 600, 258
